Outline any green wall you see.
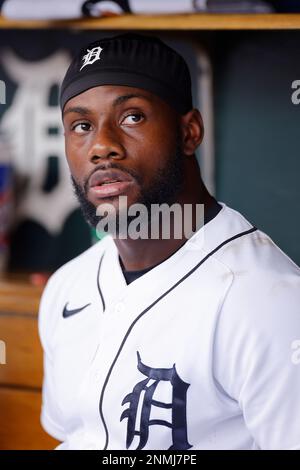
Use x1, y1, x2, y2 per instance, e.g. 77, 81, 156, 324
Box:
214, 31, 300, 266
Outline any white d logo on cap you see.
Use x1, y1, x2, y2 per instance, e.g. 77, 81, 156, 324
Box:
80, 46, 103, 71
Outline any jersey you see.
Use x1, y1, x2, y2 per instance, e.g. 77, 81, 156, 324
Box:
38, 202, 300, 450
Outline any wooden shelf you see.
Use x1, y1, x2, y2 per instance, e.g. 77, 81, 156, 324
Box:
0, 278, 43, 315
0, 275, 59, 450
0, 13, 300, 31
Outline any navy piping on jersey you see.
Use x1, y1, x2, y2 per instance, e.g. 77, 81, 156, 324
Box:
97, 252, 106, 312
98, 226, 257, 450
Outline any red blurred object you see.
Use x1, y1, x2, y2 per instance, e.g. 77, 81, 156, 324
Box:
29, 272, 51, 287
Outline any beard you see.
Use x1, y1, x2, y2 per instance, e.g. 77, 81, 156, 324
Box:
71, 135, 185, 235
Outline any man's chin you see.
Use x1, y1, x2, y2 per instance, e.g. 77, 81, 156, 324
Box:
95, 203, 134, 239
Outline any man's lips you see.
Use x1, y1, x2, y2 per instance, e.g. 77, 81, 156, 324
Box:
88, 169, 134, 198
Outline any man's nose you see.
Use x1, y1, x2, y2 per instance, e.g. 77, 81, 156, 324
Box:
88, 123, 125, 163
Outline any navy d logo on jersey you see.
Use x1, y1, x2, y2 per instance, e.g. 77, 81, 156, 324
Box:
80, 46, 103, 71
121, 352, 192, 450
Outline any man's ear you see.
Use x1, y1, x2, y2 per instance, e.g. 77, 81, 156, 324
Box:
180, 109, 204, 156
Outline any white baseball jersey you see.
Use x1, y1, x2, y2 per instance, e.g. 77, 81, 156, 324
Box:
39, 202, 300, 450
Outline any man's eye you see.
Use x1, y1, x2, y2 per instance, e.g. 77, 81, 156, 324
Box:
122, 113, 144, 125
72, 123, 91, 134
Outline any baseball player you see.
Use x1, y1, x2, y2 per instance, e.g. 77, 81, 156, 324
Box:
39, 33, 300, 450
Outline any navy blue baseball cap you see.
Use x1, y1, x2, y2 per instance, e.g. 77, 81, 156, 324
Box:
60, 33, 193, 115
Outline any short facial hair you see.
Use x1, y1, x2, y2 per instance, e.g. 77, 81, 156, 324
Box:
71, 134, 185, 234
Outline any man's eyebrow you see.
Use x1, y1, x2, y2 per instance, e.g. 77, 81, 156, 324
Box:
63, 106, 91, 118
112, 93, 151, 107
63, 94, 150, 118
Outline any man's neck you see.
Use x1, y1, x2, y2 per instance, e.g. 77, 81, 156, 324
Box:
114, 189, 221, 272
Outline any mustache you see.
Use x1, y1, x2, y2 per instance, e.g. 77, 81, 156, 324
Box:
83, 162, 142, 195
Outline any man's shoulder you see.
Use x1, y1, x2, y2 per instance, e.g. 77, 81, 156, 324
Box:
209, 204, 300, 331
211, 204, 300, 280
38, 236, 114, 350
39, 235, 114, 315
48, 235, 112, 287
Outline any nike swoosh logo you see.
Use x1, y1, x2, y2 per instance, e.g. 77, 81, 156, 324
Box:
63, 302, 91, 318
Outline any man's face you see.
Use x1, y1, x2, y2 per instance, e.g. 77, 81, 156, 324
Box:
63, 85, 185, 230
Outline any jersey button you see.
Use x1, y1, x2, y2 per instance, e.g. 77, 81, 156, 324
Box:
114, 302, 125, 314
